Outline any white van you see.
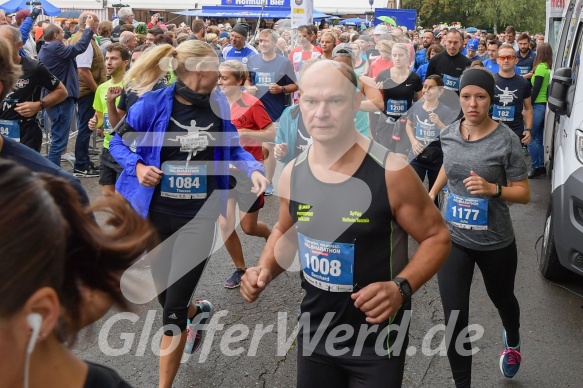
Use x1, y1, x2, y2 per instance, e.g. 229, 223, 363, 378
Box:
542, 0, 583, 279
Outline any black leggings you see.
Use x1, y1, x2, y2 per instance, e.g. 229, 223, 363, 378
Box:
149, 211, 216, 335
297, 347, 407, 388
437, 240, 520, 388
410, 161, 441, 207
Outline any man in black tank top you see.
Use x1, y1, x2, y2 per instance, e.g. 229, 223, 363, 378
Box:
240, 61, 451, 388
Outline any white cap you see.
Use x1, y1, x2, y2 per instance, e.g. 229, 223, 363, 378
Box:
373, 24, 389, 35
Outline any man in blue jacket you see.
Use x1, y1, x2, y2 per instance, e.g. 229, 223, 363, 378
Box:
37, 18, 95, 167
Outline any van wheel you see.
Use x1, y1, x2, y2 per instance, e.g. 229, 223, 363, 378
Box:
540, 201, 570, 281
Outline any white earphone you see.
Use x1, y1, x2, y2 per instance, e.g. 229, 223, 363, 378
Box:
25, 313, 43, 388
26, 313, 43, 354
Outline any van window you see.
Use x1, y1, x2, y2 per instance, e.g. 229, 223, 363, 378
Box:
569, 23, 583, 86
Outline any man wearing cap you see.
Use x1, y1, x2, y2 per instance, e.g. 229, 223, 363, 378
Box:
6, 13, 14, 26
466, 38, 482, 62
223, 23, 258, 63
426, 29, 472, 93
366, 24, 389, 61
15, 8, 42, 59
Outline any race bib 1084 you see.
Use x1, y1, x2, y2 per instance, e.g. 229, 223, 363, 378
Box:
160, 162, 207, 199
298, 233, 355, 292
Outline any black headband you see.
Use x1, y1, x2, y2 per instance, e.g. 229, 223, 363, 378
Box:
459, 69, 495, 102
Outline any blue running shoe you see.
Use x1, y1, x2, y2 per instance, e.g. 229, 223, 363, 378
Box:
184, 300, 213, 354
264, 183, 274, 196
500, 331, 522, 378
224, 268, 245, 288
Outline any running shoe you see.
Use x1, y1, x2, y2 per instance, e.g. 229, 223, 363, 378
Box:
60, 151, 75, 163
264, 183, 274, 196
224, 268, 245, 288
184, 300, 214, 354
73, 162, 100, 178
500, 331, 522, 378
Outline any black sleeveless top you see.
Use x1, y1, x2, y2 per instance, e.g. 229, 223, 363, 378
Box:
290, 141, 409, 359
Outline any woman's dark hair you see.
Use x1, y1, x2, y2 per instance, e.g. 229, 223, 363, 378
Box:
0, 160, 156, 342
426, 74, 444, 87
427, 43, 444, 60
533, 43, 553, 71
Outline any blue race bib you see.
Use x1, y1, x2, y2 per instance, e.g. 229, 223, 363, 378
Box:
386, 99, 408, 115
443, 75, 460, 91
160, 162, 207, 199
0, 119, 20, 142
414, 120, 438, 141
492, 105, 516, 122
103, 113, 113, 133
517, 66, 530, 76
445, 193, 488, 230
298, 232, 355, 292
255, 72, 275, 86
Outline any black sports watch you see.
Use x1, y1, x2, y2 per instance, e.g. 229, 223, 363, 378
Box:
393, 277, 412, 305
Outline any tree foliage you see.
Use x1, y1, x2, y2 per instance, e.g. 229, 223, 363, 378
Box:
403, 0, 546, 33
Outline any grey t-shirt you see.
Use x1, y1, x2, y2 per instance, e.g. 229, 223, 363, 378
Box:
440, 121, 528, 250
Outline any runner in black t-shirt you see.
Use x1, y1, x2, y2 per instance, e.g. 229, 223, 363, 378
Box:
426, 30, 472, 94
492, 44, 533, 145
0, 25, 67, 151
375, 43, 422, 154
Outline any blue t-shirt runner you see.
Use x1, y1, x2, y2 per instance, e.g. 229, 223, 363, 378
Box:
247, 53, 297, 122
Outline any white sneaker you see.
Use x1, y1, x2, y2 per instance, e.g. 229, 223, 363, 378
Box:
60, 151, 75, 163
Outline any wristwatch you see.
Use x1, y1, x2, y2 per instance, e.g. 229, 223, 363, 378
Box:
524, 128, 532, 132
393, 277, 412, 305
281, 85, 286, 94
492, 183, 502, 198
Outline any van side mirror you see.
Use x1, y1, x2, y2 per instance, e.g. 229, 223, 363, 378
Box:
548, 67, 573, 116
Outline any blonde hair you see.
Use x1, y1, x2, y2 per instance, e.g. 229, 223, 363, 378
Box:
0, 36, 22, 101
219, 60, 249, 85
124, 40, 216, 97
320, 31, 337, 47
378, 39, 394, 56
205, 33, 218, 44
392, 43, 410, 58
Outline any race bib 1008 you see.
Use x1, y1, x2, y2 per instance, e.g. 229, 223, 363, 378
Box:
445, 193, 489, 230
298, 232, 355, 292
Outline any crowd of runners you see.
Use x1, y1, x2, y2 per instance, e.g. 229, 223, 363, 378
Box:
0, 5, 552, 387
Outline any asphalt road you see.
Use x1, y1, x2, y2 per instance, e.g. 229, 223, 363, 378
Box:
71, 156, 583, 388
